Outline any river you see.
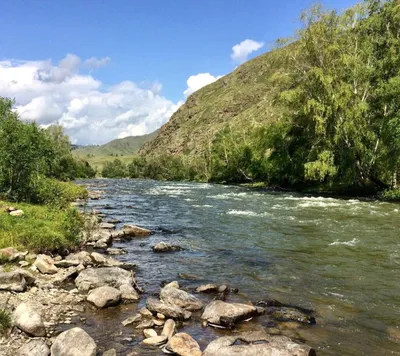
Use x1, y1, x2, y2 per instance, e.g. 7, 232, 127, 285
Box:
80, 178, 400, 355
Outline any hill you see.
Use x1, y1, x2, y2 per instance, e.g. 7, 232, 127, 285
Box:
139, 48, 288, 157
72, 131, 158, 171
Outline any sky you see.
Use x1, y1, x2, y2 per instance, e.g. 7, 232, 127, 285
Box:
0, 0, 358, 145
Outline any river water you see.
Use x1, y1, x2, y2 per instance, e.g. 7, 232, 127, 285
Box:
80, 179, 400, 355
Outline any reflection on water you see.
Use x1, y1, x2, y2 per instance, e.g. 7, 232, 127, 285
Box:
79, 179, 400, 355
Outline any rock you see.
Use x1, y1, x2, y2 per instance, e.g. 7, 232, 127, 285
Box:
196, 284, 219, 293
107, 219, 122, 224
18, 339, 50, 356
140, 307, 154, 317
122, 314, 142, 326
13, 303, 46, 337
54, 259, 81, 268
177, 273, 200, 281
90, 252, 107, 264
166, 333, 202, 356
267, 307, 316, 325
66, 251, 93, 266
0, 271, 29, 292
53, 266, 81, 286
164, 281, 180, 289
143, 328, 158, 338
51, 327, 97, 356
89, 230, 112, 243
201, 300, 258, 327
106, 248, 127, 255
119, 283, 140, 301
153, 318, 165, 326
99, 223, 115, 230
136, 319, 155, 329
161, 319, 175, 339
10, 209, 24, 217
102, 349, 117, 356
157, 313, 166, 319
34, 255, 58, 274
146, 298, 192, 320
0, 247, 27, 262
75, 267, 135, 292
123, 225, 152, 237
160, 286, 202, 311
152, 242, 184, 253
87, 286, 121, 308
142, 335, 168, 346
202, 331, 316, 356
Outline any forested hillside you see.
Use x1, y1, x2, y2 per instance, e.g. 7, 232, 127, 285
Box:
136, 0, 400, 197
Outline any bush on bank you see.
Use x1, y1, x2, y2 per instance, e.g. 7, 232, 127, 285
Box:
0, 200, 84, 252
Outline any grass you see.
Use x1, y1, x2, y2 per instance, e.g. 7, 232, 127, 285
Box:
0, 309, 11, 335
0, 200, 84, 252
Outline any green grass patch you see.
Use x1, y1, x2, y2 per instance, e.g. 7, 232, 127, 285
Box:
0, 309, 11, 335
0, 200, 84, 252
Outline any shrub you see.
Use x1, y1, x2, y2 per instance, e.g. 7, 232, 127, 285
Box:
380, 189, 400, 201
31, 177, 88, 208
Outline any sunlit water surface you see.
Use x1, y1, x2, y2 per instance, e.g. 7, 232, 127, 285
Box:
78, 179, 400, 355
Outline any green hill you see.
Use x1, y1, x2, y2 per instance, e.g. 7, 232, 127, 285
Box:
139, 49, 288, 157
73, 131, 158, 171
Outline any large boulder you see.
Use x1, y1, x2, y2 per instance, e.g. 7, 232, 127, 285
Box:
0, 271, 28, 292
165, 333, 202, 356
87, 286, 121, 308
123, 225, 152, 237
201, 300, 258, 327
34, 255, 58, 274
13, 303, 46, 337
18, 339, 50, 356
202, 332, 316, 356
160, 285, 202, 311
146, 297, 191, 320
75, 267, 135, 292
51, 327, 97, 356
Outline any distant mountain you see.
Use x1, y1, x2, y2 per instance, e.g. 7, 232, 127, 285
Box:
72, 130, 158, 170
73, 130, 158, 157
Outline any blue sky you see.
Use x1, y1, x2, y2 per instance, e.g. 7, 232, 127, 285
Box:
0, 0, 358, 144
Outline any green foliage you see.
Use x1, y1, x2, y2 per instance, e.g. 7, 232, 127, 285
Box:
380, 188, 400, 201
0, 97, 94, 202
0, 200, 84, 252
31, 177, 88, 208
0, 309, 11, 335
102, 159, 127, 178
138, 0, 400, 194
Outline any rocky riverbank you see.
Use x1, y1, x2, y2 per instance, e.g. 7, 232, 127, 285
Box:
0, 183, 318, 356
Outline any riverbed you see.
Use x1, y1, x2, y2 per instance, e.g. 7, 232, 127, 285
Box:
81, 178, 400, 355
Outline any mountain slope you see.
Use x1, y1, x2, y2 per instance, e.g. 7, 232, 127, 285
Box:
73, 130, 158, 157
140, 48, 288, 157
72, 131, 158, 171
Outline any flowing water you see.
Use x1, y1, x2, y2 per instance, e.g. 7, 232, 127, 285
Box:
79, 179, 400, 355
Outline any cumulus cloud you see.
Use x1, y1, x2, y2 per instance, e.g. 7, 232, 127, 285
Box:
183, 73, 222, 97
0, 54, 180, 144
231, 39, 264, 64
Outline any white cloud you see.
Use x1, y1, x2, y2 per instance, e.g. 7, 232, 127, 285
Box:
231, 39, 264, 64
84, 56, 111, 69
184, 73, 222, 97
0, 54, 181, 145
